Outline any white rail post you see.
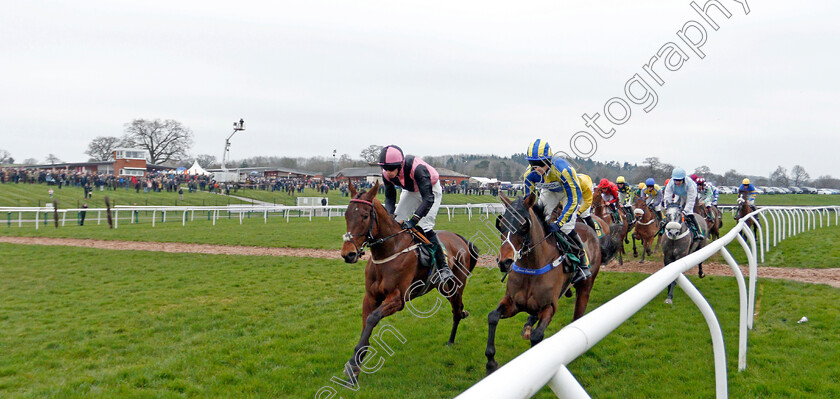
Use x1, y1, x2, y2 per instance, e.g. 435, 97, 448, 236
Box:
750, 215, 764, 263
736, 227, 757, 330
182, 210, 187, 226
61, 211, 66, 226
758, 213, 770, 254
264, 210, 268, 224
152, 210, 156, 227
548, 365, 590, 399
718, 246, 750, 371
767, 210, 778, 248
97, 210, 101, 225
163, 210, 166, 224
35, 210, 39, 230
213, 210, 216, 226
115, 210, 119, 229
239, 210, 243, 225
675, 273, 728, 399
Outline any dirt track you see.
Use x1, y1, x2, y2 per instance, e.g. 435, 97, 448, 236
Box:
2, 236, 839, 288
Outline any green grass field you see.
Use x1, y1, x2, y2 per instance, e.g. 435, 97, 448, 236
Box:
0, 182, 248, 208
3, 207, 839, 269
0, 244, 838, 398
0, 182, 513, 208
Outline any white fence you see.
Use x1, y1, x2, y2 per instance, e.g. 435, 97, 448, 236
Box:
0, 202, 508, 229
456, 205, 839, 399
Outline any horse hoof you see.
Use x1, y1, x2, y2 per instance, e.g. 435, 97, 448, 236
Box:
699, 272, 705, 279
522, 326, 532, 340
343, 361, 361, 381
486, 362, 499, 375
461, 311, 470, 319
664, 298, 673, 305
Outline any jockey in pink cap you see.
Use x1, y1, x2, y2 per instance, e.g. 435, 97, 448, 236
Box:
377, 145, 455, 283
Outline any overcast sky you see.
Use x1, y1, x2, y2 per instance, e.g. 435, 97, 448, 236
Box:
2, 0, 838, 178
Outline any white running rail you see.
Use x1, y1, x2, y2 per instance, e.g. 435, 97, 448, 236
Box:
457, 205, 840, 399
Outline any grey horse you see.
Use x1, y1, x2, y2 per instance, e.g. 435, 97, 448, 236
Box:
661, 204, 707, 304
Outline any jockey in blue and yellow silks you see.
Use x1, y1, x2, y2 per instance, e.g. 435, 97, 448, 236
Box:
522, 139, 590, 284
738, 178, 758, 212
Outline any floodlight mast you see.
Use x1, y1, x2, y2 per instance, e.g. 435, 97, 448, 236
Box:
221, 119, 245, 178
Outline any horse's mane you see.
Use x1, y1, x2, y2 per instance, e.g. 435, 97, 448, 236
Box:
529, 200, 551, 235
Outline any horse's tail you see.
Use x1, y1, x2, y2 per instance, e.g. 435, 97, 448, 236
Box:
454, 233, 479, 272
599, 227, 622, 264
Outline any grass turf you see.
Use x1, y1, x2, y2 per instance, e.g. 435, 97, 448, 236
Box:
0, 244, 837, 398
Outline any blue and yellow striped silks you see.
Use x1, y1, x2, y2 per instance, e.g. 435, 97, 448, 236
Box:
523, 154, 582, 226
526, 139, 552, 161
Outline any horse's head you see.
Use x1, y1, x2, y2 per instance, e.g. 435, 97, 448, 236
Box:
663, 203, 685, 239
495, 193, 537, 272
341, 180, 380, 263
632, 196, 647, 220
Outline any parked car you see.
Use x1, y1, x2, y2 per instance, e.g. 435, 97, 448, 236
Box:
817, 189, 834, 195
719, 186, 735, 194
802, 187, 818, 194
788, 186, 803, 194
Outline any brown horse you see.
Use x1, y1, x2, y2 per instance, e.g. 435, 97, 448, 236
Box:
736, 189, 758, 236
592, 187, 629, 265
630, 196, 661, 262
695, 200, 723, 240
340, 181, 478, 383
485, 193, 601, 374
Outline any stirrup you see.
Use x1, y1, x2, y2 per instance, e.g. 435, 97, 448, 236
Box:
570, 266, 591, 285
437, 265, 455, 282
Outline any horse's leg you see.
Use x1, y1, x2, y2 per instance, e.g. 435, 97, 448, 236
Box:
445, 288, 469, 345
698, 263, 705, 278
640, 238, 648, 263
346, 291, 403, 380
486, 297, 518, 374
529, 305, 557, 347
572, 282, 592, 320
521, 314, 539, 340
665, 281, 676, 304
632, 234, 638, 257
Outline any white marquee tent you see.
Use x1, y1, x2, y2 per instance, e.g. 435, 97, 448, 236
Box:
186, 160, 212, 176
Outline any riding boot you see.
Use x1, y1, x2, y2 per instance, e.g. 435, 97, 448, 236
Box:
426, 230, 455, 283
685, 214, 704, 241
582, 215, 597, 232
705, 206, 714, 222
566, 230, 591, 284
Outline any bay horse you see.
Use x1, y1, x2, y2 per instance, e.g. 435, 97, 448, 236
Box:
485, 193, 601, 374
736, 189, 758, 236
340, 181, 478, 383
661, 203, 708, 304
630, 196, 661, 262
592, 187, 629, 265
694, 200, 722, 240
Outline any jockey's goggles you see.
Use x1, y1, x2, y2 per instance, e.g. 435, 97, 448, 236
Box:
528, 160, 550, 168
382, 164, 400, 171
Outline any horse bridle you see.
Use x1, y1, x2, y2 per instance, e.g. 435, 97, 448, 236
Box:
343, 198, 411, 258
496, 207, 552, 262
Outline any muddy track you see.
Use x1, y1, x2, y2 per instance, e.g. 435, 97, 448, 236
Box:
2, 236, 838, 288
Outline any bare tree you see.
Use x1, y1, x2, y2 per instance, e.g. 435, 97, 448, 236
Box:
360, 145, 383, 163
0, 149, 11, 164
122, 119, 194, 164
45, 154, 62, 164
194, 154, 219, 169
723, 169, 741, 186
85, 136, 124, 161
790, 165, 809, 187
769, 166, 789, 186
694, 165, 711, 176
23, 158, 38, 165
